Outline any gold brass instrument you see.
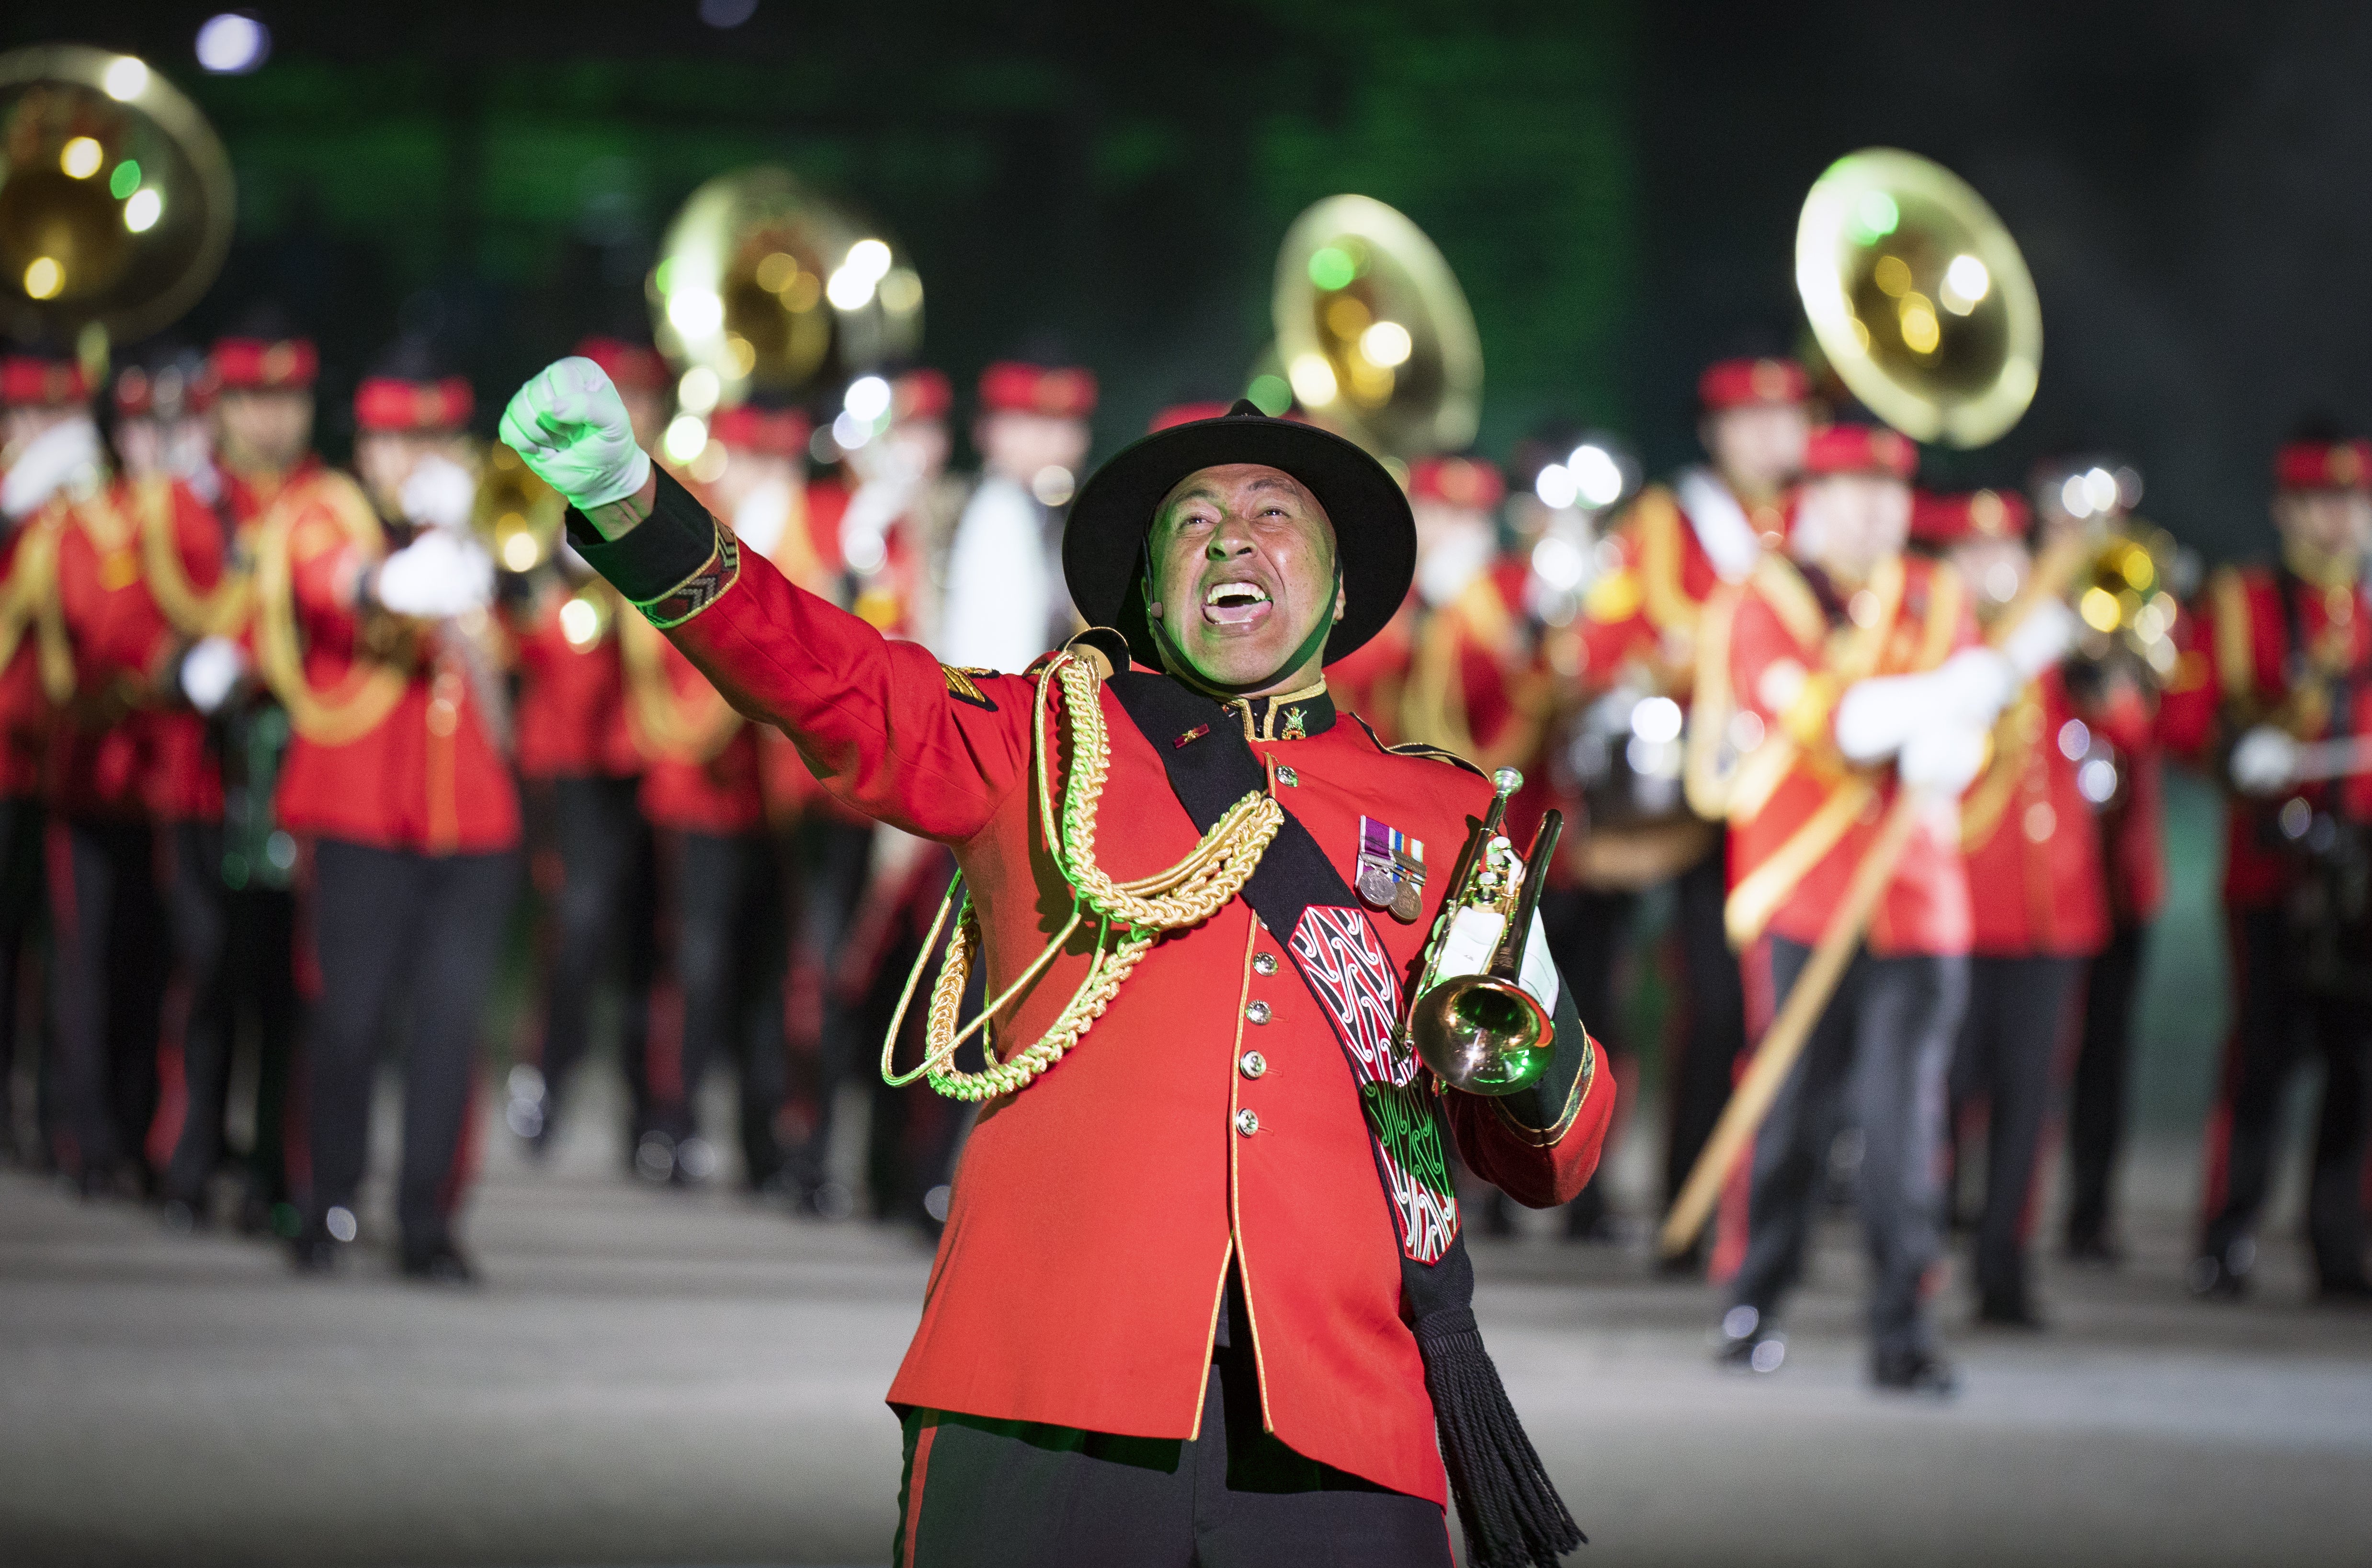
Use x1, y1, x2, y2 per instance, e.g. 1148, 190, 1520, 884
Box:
474, 439, 567, 575
1400, 767, 1562, 1096
1795, 148, 2040, 448
1271, 194, 1482, 460
648, 166, 921, 448
0, 45, 234, 362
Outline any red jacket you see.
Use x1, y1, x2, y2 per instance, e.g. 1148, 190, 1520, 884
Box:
1713, 551, 1981, 957
1402, 558, 1565, 851
512, 580, 638, 781
637, 516, 1612, 1506
263, 470, 520, 856
1574, 475, 1782, 706
49, 477, 226, 823
625, 622, 764, 837
2158, 563, 2372, 908
1961, 669, 2109, 957
1323, 593, 1415, 746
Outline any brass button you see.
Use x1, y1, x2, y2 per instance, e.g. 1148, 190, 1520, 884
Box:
1239, 1050, 1267, 1080
1245, 1000, 1271, 1025
1253, 952, 1278, 976
1234, 1108, 1260, 1137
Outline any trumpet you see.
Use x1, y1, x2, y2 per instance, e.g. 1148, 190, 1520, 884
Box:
1399, 767, 1562, 1096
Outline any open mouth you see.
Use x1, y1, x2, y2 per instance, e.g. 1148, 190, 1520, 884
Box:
1201, 578, 1274, 630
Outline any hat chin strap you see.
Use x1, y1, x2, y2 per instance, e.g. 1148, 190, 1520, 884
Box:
1146, 558, 1341, 701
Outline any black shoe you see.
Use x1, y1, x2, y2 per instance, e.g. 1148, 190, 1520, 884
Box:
289, 1236, 344, 1274
2314, 1276, 2372, 1306
160, 1195, 207, 1235
1872, 1347, 1959, 1396
1657, 1242, 1708, 1281
633, 1129, 677, 1184
1715, 1307, 1786, 1374
2063, 1232, 2122, 1269
1976, 1295, 2047, 1330
399, 1237, 478, 1285
2187, 1251, 2249, 1301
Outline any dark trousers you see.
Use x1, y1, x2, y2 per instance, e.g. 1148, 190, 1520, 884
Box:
793, 817, 882, 1191
1663, 833, 1751, 1208
895, 1348, 1451, 1567
666, 829, 787, 1185
159, 822, 237, 1206
1949, 954, 2081, 1311
2063, 919, 2149, 1248
224, 884, 300, 1208
0, 794, 44, 1152
2200, 906, 2372, 1288
48, 817, 170, 1182
535, 775, 657, 1134
1731, 939, 1967, 1357
302, 839, 518, 1246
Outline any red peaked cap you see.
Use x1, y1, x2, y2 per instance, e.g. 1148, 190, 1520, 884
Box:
895, 369, 953, 421
1408, 454, 1507, 508
709, 404, 812, 456
575, 337, 669, 393
211, 337, 319, 391
1801, 422, 1918, 480
0, 354, 90, 408
1910, 487, 2031, 545
2274, 438, 2372, 493
355, 376, 474, 432
1699, 356, 1810, 412
979, 361, 1097, 418
114, 364, 219, 419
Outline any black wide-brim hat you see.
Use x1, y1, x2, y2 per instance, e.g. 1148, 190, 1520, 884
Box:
1062, 400, 1416, 668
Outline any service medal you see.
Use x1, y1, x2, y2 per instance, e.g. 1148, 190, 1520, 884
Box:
1391, 877, 1423, 923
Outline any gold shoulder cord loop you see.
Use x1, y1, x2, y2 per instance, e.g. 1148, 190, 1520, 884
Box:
253, 471, 409, 745
881, 650, 1284, 1102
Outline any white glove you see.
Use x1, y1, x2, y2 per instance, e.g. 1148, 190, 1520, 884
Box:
1897, 720, 1989, 794
374, 531, 495, 619
399, 453, 476, 533
1835, 647, 2017, 763
2, 417, 103, 520
2229, 725, 2299, 796
498, 357, 652, 522
179, 636, 246, 715
1999, 597, 2078, 681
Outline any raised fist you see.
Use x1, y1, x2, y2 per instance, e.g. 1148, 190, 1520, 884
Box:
498, 357, 652, 520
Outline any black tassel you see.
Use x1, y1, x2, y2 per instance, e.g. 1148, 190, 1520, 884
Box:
1417, 1306, 1584, 1568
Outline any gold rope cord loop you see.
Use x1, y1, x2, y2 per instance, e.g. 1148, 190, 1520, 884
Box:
883, 650, 1283, 1102
0, 504, 73, 704
253, 472, 409, 745
136, 477, 250, 637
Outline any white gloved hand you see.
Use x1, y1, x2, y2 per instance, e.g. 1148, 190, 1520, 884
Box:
2229, 724, 2299, 796
1897, 720, 1989, 795
179, 636, 247, 715
1998, 597, 2079, 681
1932, 646, 2019, 724
498, 357, 652, 523
1834, 648, 2019, 764
1, 417, 104, 520
374, 530, 495, 619
399, 453, 476, 533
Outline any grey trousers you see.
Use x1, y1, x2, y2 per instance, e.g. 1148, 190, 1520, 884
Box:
1730, 940, 1968, 1357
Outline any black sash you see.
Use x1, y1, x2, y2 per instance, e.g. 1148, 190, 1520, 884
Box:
1105, 669, 1583, 1568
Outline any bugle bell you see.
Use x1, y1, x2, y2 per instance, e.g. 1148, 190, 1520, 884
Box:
1400, 767, 1561, 1096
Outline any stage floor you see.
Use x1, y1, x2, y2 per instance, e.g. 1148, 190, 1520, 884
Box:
2, 1083, 2368, 1568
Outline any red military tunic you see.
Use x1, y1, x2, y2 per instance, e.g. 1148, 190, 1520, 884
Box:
49, 478, 227, 823
262, 470, 520, 855
628, 513, 1613, 1506
1323, 593, 1416, 747
1711, 551, 1981, 956
1959, 668, 2110, 957
1577, 475, 1783, 699
2158, 564, 2372, 907
624, 620, 764, 837
513, 580, 637, 782
1401, 557, 1562, 846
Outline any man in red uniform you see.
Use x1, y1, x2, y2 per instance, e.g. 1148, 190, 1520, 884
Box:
44, 355, 228, 1199
270, 343, 519, 1280
2157, 425, 2372, 1302
0, 350, 89, 1165
189, 317, 328, 1233
1916, 489, 2107, 1325
2028, 454, 2177, 1265
505, 360, 1611, 1567
1574, 356, 1809, 1261
504, 335, 661, 1162
1701, 425, 2023, 1392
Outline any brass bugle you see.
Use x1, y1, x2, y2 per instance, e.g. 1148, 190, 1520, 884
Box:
1403, 768, 1559, 1096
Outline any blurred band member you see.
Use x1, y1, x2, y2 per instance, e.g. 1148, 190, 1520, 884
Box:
45, 352, 228, 1199
2157, 425, 2372, 1303
0, 351, 92, 1164
504, 336, 664, 1162
938, 360, 1095, 673
2030, 456, 2175, 1265
274, 343, 517, 1281
1918, 490, 2107, 1326
1704, 425, 2031, 1393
